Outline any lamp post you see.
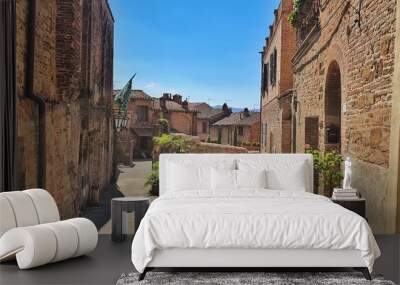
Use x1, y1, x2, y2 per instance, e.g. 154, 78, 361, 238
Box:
113, 109, 128, 132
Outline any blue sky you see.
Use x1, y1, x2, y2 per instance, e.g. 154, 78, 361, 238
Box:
109, 0, 280, 108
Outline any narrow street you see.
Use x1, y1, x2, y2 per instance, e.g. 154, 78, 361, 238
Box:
99, 160, 152, 234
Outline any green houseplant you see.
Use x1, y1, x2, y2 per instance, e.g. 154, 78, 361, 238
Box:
145, 161, 159, 196
306, 148, 344, 197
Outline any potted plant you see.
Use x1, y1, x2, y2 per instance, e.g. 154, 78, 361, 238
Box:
306, 148, 344, 197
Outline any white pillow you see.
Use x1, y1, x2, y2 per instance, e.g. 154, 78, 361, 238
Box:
211, 168, 237, 190
238, 159, 308, 191
236, 169, 267, 189
167, 160, 236, 192
167, 163, 210, 191
265, 162, 307, 191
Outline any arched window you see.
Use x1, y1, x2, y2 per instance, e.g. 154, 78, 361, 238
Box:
325, 61, 342, 151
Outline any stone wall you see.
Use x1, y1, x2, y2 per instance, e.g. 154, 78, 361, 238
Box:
191, 142, 248, 154
196, 118, 209, 141
261, 99, 281, 153
16, 0, 114, 218
249, 120, 261, 144
169, 112, 196, 135
261, 0, 296, 154
293, 0, 397, 233
391, 0, 400, 232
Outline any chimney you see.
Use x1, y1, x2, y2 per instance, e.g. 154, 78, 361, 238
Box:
182, 99, 189, 110
222, 103, 229, 113
243, 107, 250, 117
162, 93, 171, 100
173, 94, 182, 104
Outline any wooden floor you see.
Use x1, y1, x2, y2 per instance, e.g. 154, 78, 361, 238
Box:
1, 235, 399, 285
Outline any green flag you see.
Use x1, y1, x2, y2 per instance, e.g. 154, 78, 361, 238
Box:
114, 74, 136, 113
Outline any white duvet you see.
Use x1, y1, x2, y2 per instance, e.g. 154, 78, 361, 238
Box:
131, 190, 380, 273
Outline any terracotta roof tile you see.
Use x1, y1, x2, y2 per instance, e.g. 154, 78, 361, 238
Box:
212, 111, 260, 126
188, 103, 223, 119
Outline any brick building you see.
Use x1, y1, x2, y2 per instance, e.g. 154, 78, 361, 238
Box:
260, 0, 297, 154
158, 93, 198, 135
210, 109, 260, 148
291, 0, 398, 233
15, 0, 114, 218
114, 90, 160, 163
189, 103, 232, 141
115, 91, 199, 163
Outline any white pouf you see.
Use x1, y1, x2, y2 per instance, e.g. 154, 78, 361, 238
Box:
0, 189, 98, 269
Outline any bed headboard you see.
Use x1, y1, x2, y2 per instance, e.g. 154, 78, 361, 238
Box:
159, 153, 314, 196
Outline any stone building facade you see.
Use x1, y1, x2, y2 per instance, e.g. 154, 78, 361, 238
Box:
159, 93, 198, 135
114, 90, 160, 164
189, 103, 232, 141
210, 109, 260, 149
393, 0, 400, 233
114, 91, 199, 164
260, 0, 297, 154
16, 0, 114, 218
291, 0, 398, 233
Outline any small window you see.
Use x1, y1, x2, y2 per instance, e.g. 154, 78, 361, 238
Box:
202, 121, 207, 133
264, 63, 269, 95
273, 49, 277, 85
263, 124, 268, 147
137, 106, 148, 122
270, 54, 274, 85
238, 127, 244, 136
269, 49, 278, 87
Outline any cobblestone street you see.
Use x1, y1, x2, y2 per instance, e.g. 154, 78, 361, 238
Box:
99, 160, 152, 234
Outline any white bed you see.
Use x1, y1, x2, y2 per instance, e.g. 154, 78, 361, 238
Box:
131, 154, 380, 280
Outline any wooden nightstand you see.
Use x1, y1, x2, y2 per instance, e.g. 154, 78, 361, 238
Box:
331, 198, 366, 219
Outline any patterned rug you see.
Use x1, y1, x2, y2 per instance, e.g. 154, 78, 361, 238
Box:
116, 271, 395, 285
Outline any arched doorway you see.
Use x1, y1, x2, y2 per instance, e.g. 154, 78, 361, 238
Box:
325, 61, 342, 152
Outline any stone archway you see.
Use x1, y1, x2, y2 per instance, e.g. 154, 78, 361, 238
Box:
325, 61, 342, 152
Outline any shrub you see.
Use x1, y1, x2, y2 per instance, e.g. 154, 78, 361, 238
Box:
145, 162, 159, 196
158, 118, 169, 134
306, 148, 344, 196
153, 134, 191, 153
148, 134, 192, 196
288, 0, 305, 26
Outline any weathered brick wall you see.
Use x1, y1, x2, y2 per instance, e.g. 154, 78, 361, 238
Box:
261, 0, 296, 155
249, 121, 261, 144
16, 0, 114, 218
393, 0, 400, 233
209, 125, 259, 147
293, 0, 397, 233
15, 0, 38, 189
191, 142, 248, 154
169, 112, 195, 135
197, 118, 209, 141
262, 99, 281, 153
115, 98, 160, 164
279, 0, 296, 94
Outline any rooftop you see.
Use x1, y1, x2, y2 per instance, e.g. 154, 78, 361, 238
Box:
213, 110, 260, 126
188, 103, 225, 119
